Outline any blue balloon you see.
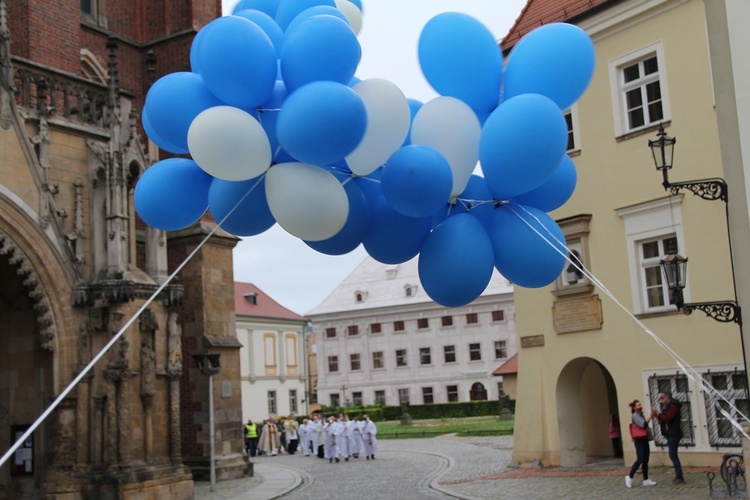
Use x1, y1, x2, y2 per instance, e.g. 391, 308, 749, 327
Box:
134, 159, 212, 231
280, 15, 360, 92
141, 108, 188, 154
275, 0, 335, 31
503, 23, 595, 110
480, 94, 567, 201
286, 6, 349, 34
208, 177, 276, 237
418, 13, 502, 112
513, 155, 577, 212
305, 180, 369, 255
363, 195, 432, 264
234, 9, 285, 57
488, 203, 566, 288
419, 214, 495, 307
460, 174, 494, 229
348, 76, 362, 87
382, 145, 452, 218
353, 168, 382, 201
277, 81, 366, 164
192, 16, 277, 110
251, 80, 288, 157
233, 0, 281, 18
402, 98, 423, 146
144, 72, 223, 152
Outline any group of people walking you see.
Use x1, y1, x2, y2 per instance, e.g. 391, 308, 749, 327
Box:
243, 413, 378, 462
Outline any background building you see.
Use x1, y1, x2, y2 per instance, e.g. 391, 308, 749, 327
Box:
308, 256, 516, 409
0, 1, 246, 497
505, 0, 746, 469
235, 282, 309, 421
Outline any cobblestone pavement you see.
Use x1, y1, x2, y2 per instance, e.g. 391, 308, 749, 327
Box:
196, 434, 718, 499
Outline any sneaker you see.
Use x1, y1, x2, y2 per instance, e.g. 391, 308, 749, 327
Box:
672, 478, 685, 485
625, 475, 633, 488
643, 479, 657, 486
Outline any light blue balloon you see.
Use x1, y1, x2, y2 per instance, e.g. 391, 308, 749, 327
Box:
208, 177, 276, 237
192, 16, 277, 110
276, 81, 366, 164
280, 15, 360, 92
305, 180, 369, 255
418, 13, 502, 112
144, 72, 223, 152
141, 108, 188, 154
513, 155, 577, 212
419, 214, 495, 307
286, 6, 348, 34
503, 23, 595, 110
489, 203, 567, 288
275, 0, 335, 31
232, 0, 281, 18
402, 98, 423, 146
234, 9, 285, 58
480, 93, 567, 201
382, 145, 452, 218
134, 159, 212, 231
363, 195, 432, 264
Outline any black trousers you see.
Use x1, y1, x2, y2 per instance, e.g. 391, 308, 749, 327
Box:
629, 439, 650, 479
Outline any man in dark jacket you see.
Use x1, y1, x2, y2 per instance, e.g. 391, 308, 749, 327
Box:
653, 391, 685, 484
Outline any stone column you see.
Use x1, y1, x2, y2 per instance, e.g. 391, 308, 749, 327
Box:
278, 330, 286, 382
167, 312, 183, 461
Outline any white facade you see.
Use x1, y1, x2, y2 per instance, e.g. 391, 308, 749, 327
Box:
307, 256, 517, 408
236, 285, 309, 422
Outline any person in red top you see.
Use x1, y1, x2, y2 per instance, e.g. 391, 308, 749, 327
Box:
653, 391, 685, 484
609, 414, 622, 458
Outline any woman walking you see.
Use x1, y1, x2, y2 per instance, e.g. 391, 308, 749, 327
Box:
626, 400, 657, 488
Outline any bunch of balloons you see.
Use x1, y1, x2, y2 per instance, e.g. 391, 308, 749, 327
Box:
135, 0, 595, 308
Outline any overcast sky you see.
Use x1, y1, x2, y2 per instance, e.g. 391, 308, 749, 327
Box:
223, 0, 528, 315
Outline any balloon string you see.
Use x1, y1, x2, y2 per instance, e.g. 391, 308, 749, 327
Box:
504, 203, 750, 437
0, 174, 265, 469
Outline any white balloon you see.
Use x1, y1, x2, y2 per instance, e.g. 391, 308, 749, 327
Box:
346, 78, 410, 176
188, 106, 271, 181
265, 162, 349, 241
411, 97, 481, 197
335, 0, 362, 35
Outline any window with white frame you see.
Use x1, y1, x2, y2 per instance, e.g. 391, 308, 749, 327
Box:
563, 105, 580, 152
396, 349, 407, 367
647, 374, 695, 446
330, 393, 340, 407
422, 387, 434, 404
609, 41, 670, 137
372, 351, 384, 369
469, 343, 482, 361
398, 388, 410, 405
703, 371, 748, 447
447, 385, 459, 402
617, 196, 686, 315
374, 390, 386, 405
289, 389, 298, 414
419, 347, 431, 365
352, 391, 363, 407
267, 390, 277, 416
494, 341, 507, 360
350, 353, 361, 371
328, 355, 339, 373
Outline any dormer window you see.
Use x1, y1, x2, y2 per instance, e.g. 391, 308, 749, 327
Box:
404, 284, 417, 297
243, 293, 257, 305
385, 266, 398, 280
354, 290, 368, 303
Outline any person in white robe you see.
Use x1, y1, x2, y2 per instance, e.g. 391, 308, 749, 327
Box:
258, 418, 281, 456
298, 419, 310, 456
348, 416, 362, 458
362, 414, 378, 460
308, 415, 319, 455
324, 416, 339, 462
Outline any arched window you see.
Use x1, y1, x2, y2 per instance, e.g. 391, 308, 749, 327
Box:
80, 49, 107, 84
470, 382, 487, 401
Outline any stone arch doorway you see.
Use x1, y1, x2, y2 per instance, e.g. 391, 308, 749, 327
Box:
470, 382, 487, 401
556, 357, 621, 467
0, 243, 54, 498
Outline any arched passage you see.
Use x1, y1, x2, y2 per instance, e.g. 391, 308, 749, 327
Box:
556, 357, 621, 466
470, 382, 487, 401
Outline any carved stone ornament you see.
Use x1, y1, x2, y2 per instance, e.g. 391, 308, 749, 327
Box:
0, 228, 58, 350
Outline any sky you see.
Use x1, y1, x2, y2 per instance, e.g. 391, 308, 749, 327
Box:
223, 0, 528, 315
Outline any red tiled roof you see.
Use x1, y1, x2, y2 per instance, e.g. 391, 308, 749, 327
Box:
492, 353, 518, 376
234, 282, 307, 322
501, 0, 609, 51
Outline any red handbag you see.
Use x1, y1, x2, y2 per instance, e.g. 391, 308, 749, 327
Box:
629, 422, 649, 439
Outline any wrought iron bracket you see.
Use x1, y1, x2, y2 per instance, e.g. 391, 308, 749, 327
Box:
663, 177, 728, 202
680, 301, 742, 325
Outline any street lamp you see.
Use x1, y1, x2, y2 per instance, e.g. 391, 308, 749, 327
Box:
193, 353, 221, 492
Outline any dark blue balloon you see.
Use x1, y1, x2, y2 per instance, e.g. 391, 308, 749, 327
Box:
234, 9, 286, 57
513, 155, 577, 212
402, 98, 423, 146
286, 6, 349, 33
141, 108, 188, 154
503, 23, 595, 110
144, 72, 223, 152
382, 145, 452, 218
192, 16, 277, 110
488, 203, 566, 288
208, 177, 276, 237
276, 81, 366, 164
363, 195, 432, 264
134, 158, 212, 231
419, 214, 495, 307
418, 13, 502, 112
233, 0, 281, 18
280, 15, 360, 92
353, 168, 382, 201
305, 180, 369, 255
276, 0, 335, 31
480, 93, 567, 201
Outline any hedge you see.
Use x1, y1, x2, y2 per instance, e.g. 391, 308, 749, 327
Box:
317, 399, 514, 422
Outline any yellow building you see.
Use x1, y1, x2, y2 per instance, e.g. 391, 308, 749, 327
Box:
505, 0, 746, 468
